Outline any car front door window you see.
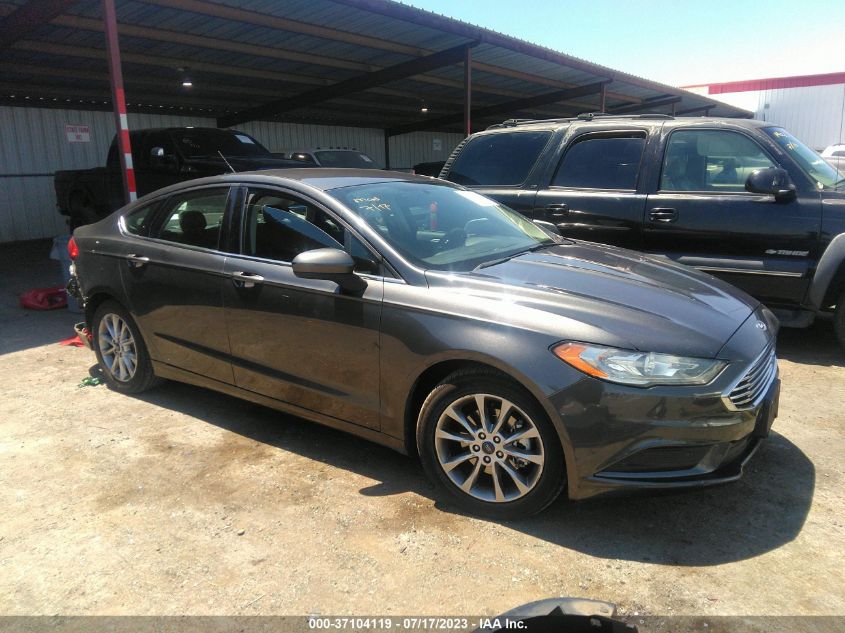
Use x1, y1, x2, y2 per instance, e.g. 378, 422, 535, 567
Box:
243, 190, 379, 274
660, 130, 776, 192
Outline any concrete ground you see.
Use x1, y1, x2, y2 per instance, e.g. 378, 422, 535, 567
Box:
0, 240, 843, 617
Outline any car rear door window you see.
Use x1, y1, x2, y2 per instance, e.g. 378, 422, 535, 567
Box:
660, 129, 775, 192
122, 201, 159, 236
553, 133, 646, 190
242, 189, 379, 274
151, 188, 230, 250
445, 131, 551, 186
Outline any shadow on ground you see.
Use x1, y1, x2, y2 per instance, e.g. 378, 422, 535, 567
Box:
110, 364, 814, 569
0, 239, 80, 355
777, 318, 845, 368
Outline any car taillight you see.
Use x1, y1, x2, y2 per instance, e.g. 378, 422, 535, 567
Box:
68, 236, 79, 260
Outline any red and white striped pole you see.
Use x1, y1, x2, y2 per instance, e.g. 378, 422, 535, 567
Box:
102, 0, 136, 204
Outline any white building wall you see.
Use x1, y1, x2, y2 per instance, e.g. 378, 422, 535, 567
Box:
0, 106, 464, 243
691, 83, 845, 150
754, 84, 845, 150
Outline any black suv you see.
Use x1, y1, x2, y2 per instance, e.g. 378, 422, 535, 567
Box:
440, 114, 845, 345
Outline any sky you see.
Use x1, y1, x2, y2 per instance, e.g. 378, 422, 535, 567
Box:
402, 0, 845, 87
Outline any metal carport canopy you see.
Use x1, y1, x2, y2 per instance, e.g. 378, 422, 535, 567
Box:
0, 0, 750, 133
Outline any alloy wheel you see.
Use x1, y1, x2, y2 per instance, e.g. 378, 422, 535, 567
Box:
97, 313, 138, 382
434, 393, 545, 503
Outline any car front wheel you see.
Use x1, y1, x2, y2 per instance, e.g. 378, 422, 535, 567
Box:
92, 300, 161, 394
417, 370, 566, 519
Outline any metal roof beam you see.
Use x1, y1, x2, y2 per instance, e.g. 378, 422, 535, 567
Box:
218, 42, 478, 127
609, 96, 682, 114
139, 0, 641, 105
9, 40, 572, 119
387, 81, 609, 136
0, 0, 77, 50
35, 12, 613, 105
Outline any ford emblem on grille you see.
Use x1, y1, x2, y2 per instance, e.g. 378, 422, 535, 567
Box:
755, 321, 767, 331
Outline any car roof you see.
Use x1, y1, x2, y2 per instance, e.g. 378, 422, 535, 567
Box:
478, 115, 769, 134
131, 169, 449, 203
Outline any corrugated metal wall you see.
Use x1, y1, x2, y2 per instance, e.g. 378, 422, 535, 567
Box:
0, 106, 464, 243
389, 131, 465, 170
0, 107, 215, 243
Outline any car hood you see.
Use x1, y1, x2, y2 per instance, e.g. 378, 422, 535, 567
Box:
425, 241, 760, 358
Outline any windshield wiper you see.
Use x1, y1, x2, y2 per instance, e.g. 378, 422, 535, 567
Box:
475, 242, 556, 270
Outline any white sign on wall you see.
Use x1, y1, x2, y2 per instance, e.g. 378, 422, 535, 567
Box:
66, 124, 91, 143
433, 138, 443, 152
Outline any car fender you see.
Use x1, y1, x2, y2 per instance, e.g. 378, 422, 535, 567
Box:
808, 233, 845, 309
396, 345, 580, 492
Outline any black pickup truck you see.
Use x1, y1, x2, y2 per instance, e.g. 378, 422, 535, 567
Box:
439, 114, 845, 345
55, 127, 304, 228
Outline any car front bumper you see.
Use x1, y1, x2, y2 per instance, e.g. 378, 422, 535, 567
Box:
549, 361, 780, 501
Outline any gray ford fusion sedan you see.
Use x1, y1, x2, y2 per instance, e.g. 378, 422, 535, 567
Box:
68, 169, 780, 518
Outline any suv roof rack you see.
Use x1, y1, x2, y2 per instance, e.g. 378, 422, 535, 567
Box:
487, 112, 675, 130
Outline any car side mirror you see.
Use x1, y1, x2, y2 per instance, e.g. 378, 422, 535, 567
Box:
745, 167, 796, 201
292, 248, 366, 293
150, 147, 178, 171
533, 219, 561, 236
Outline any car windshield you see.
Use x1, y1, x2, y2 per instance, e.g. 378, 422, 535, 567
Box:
171, 129, 272, 159
315, 150, 377, 168
329, 181, 558, 271
764, 127, 842, 189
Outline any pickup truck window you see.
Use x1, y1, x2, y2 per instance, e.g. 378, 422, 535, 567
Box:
445, 131, 551, 186
172, 129, 271, 159
553, 133, 645, 190
152, 188, 230, 250
660, 129, 775, 192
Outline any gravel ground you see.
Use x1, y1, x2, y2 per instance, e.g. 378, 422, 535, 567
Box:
0, 240, 843, 618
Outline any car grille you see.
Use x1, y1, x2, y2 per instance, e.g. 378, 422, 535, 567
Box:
726, 347, 778, 410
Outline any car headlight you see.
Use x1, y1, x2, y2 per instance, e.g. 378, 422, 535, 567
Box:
552, 342, 727, 387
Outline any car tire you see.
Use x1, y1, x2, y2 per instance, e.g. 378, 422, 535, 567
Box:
416, 369, 566, 519
92, 300, 162, 394
835, 289, 845, 349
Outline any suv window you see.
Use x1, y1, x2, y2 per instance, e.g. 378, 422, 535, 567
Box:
242, 189, 379, 274
446, 131, 551, 186
661, 129, 775, 192
152, 188, 230, 249
553, 133, 645, 190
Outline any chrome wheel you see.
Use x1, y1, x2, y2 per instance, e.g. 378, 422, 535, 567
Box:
434, 393, 545, 503
97, 313, 138, 382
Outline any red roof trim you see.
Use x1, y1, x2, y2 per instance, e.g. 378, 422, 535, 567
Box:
683, 72, 845, 95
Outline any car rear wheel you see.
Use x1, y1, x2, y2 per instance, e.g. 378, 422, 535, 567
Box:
92, 301, 161, 394
417, 370, 565, 519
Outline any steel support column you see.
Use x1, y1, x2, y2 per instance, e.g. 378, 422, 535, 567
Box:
383, 129, 390, 170
599, 82, 606, 113
102, 0, 135, 204
464, 45, 472, 136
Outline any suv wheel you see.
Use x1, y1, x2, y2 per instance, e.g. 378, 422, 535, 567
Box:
92, 301, 161, 394
417, 370, 565, 519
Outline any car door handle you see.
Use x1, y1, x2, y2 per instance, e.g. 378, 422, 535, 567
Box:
544, 203, 569, 221
125, 253, 150, 268
231, 271, 264, 289
649, 207, 678, 222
